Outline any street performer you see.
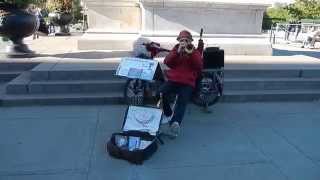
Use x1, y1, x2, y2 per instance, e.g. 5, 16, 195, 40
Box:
159, 30, 204, 138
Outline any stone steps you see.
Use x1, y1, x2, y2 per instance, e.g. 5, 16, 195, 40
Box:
0, 62, 39, 82
0, 71, 22, 82
2, 89, 320, 106
222, 90, 320, 102
30, 62, 119, 81
0, 62, 38, 71
224, 78, 320, 91
7, 79, 126, 95
7, 75, 320, 95
2, 92, 124, 106
2, 56, 320, 106
224, 69, 320, 78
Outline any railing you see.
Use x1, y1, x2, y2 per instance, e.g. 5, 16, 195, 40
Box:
269, 23, 320, 44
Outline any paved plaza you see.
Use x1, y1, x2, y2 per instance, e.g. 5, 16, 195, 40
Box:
1, 102, 320, 180
1, 34, 319, 58
0, 33, 320, 180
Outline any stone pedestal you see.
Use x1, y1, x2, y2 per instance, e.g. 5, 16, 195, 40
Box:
83, 0, 141, 32
141, 0, 269, 34
79, 0, 272, 55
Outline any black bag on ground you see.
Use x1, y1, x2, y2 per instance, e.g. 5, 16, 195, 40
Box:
106, 106, 162, 165
107, 131, 158, 164
203, 47, 224, 69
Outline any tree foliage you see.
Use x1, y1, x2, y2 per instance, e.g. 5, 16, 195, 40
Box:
46, 0, 72, 12
286, 0, 320, 19
263, 0, 320, 29
0, 0, 46, 8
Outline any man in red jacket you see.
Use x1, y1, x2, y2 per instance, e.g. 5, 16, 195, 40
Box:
160, 30, 203, 138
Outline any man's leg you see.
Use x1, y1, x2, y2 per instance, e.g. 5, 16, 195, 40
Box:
168, 84, 193, 137
170, 84, 193, 125
158, 81, 177, 117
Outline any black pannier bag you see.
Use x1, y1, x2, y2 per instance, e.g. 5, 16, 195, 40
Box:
203, 47, 224, 69
106, 106, 163, 165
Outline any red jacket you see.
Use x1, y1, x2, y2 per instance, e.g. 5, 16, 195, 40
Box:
164, 45, 203, 88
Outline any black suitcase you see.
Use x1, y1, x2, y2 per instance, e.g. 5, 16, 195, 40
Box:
203, 47, 224, 69
106, 105, 163, 164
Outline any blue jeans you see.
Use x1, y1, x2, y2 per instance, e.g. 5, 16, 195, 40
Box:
158, 81, 193, 125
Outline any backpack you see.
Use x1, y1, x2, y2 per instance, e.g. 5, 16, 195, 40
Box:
203, 47, 224, 69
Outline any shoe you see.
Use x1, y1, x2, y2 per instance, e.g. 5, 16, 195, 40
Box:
159, 123, 171, 135
170, 122, 180, 138
161, 114, 172, 124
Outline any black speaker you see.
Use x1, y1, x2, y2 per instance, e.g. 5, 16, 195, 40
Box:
203, 47, 224, 69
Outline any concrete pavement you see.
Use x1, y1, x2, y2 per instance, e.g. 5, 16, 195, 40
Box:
1, 102, 320, 180
1, 33, 320, 180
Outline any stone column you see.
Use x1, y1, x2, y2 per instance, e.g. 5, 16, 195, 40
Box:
83, 0, 141, 32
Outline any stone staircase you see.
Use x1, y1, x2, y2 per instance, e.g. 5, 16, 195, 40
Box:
222, 69, 320, 102
0, 61, 39, 83
2, 56, 320, 106
3, 61, 125, 106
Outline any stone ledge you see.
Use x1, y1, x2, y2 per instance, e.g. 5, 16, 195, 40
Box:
84, 0, 139, 7
77, 33, 272, 55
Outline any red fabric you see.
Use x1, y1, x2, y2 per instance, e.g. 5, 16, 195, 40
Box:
145, 42, 161, 58
164, 44, 203, 88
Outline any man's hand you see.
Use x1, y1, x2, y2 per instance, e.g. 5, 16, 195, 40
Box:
197, 39, 204, 50
178, 42, 187, 54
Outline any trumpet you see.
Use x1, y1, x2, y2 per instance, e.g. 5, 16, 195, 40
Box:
184, 44, 195, 54
179, 43, 194, 55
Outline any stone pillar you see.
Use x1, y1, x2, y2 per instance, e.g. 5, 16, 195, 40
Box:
83, 0, 141, 32
141, 0, 269, 34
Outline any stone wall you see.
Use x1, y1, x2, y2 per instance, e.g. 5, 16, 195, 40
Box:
83, 0, 270, 34
141, 0, 269, 34
83, 0, 141, 32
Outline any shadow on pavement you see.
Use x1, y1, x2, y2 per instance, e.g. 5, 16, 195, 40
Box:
36, 51, 169, 59
47, 51, 132, 59
273, 48, 320, 59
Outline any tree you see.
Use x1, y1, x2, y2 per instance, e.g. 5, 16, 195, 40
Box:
46, 0, 72, 12
262, 7, 290, 30
1, 0, 46, 9
286, 0, 320, 19
262, 0, 320, 29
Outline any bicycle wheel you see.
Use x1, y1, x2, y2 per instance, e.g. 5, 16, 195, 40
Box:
123, 79, 146, 105
192, 72, 223, 107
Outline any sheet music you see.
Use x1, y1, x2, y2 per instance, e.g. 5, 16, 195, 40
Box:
116, 57, 159, 80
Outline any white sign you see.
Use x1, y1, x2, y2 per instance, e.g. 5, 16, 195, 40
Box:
123, 106, 162, 135
116, 57, 159, 81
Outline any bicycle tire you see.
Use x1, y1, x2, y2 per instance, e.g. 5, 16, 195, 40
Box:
123, 79, 146, 105
192, 72, 223, 107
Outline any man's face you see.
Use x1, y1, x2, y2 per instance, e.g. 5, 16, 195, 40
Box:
179, 38, 192, 47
